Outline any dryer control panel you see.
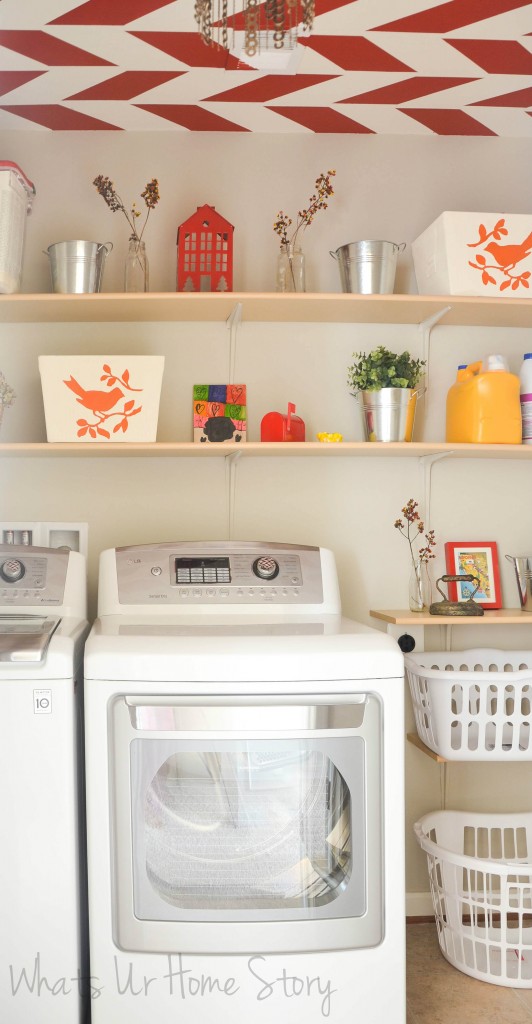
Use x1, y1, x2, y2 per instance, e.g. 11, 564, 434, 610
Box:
112, 541, 327, 607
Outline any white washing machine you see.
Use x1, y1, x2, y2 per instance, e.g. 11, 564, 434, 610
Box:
84, 541, 405, 1024
0, 544, 89, 1024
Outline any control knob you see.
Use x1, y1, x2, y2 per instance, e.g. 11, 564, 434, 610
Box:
252, 556, 279, 581
0, 558, 26, 583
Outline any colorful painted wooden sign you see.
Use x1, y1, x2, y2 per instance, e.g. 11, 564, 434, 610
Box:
193, 384, 246, 443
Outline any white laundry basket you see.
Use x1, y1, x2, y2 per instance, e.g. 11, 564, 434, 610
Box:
415, 809, 532, 986
0, 161, 35, 293
405, 649, 532, 760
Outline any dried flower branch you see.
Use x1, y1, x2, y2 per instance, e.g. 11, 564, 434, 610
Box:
273, 170, 336, 251
0, 372, 16, 407
93, 175, 160, 244
394, 499, 437, 567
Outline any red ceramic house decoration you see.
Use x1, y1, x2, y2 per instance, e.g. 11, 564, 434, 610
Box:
176, 204, 234, 293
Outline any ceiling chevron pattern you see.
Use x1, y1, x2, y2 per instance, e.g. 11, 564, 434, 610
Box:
0, 0, 530, 134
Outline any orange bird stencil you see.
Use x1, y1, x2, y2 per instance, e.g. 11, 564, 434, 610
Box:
63, 376, 124, 415
484, 230, 532, 272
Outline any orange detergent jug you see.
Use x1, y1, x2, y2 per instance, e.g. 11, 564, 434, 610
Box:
445, 355, 522, 443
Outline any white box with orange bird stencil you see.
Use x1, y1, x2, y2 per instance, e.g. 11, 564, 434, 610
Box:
412, 212, 532, 297
39, 356, 164, 442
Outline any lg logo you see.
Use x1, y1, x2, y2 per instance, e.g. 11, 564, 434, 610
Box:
33, 689, 52, 714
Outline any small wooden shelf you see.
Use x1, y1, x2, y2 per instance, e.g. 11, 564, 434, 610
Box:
407, 734, 448, 763
371, 608, 530, 625
5, 441, 532, 460
1, 291, 532, 326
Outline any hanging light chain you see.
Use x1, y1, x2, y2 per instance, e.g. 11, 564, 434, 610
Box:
220, 0, 229, 51
302, 0, 315, 31
244, 0, 259, 56
195, 0, 212, 45
273, 0, 286, 48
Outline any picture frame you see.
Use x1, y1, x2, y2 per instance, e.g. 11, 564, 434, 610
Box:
444, 541, 502, 609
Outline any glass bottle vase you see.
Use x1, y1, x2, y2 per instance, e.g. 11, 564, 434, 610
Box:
276, 244, 306, 293
124, 239, 149, 293
409, 558, 431, 613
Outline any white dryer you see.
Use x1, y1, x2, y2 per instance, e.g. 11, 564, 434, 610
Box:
84, 541, 405, 1024
0, 544, 89, 1024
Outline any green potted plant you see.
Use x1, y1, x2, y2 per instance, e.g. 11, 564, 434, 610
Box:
347, 346, 425, 442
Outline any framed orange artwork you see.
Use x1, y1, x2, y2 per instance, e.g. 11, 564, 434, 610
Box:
444, 541, 502, 609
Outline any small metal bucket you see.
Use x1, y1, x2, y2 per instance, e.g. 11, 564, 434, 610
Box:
357, 387, 419, 442
44, 240, 112, 294
330, 240, 405, 294
505, 555, 532, 611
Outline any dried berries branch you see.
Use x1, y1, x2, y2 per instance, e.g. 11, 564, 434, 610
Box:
273, 170, 336, 251
93, 176, 160, 244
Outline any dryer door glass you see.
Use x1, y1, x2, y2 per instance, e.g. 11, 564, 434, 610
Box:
142, 743, 351, 911
113, 694, 382, 941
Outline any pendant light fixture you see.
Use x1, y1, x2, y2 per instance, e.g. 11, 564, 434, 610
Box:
195, 0, 315, 60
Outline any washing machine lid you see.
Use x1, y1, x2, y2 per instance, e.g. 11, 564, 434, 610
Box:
0, 615, 61, 663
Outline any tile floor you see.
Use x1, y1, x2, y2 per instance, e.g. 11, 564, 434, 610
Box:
407, 922, 532, 1023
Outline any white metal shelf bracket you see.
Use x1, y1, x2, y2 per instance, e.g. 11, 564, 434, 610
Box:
226, 302, 243, 385
225, 449, 242, 539
417, 306, 451, 432
418, 451, 454, 528
418, 305, 451, 383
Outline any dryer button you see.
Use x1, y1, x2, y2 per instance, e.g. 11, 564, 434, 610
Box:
151, 566, 162, 577
253, 556, 279, 581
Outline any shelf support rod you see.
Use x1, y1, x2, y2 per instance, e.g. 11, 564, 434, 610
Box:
226, 302, 243, 386
439, 763, 449, 810
417, 306, 451, 436
419, 451, 454, 531
225, 449, 242, 539
418, 305, 451, 370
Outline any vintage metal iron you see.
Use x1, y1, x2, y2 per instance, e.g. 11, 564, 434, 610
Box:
429, 574, 485, 616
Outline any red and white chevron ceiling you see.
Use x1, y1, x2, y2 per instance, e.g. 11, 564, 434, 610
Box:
0, 0, 531, 134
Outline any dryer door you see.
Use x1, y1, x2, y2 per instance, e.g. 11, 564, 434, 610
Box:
110, 694, 382, 955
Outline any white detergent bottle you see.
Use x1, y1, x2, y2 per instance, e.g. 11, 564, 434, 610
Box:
520, 353, 532, 444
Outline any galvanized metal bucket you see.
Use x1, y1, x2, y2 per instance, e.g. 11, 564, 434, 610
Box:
357, 387, 419, 442
44, 239, 112, 294
330, 240, 405, 294
505, 555, 532, 612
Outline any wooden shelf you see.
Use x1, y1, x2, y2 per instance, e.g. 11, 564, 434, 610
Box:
4, 440, 532, 459
371, 608, 530, 625
1, 291, 532, 326
407, 734, 447, 763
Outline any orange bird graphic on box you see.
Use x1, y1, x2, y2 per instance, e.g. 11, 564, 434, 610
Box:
467, 219, 532, 292
63, 376, 124, 415
484, 230, 532, 271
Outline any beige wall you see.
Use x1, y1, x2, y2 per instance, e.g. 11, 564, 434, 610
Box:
2, 129, 532, 900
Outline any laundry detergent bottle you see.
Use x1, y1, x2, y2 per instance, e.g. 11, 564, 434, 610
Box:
519, 353, 532, 444
445, 354, 521, 443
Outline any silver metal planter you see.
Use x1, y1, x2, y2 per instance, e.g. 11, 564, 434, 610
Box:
357, 387, 418, 442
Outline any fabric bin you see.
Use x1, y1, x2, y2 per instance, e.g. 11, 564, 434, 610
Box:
412, 212, 532, 297
39, 356, 164, 442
